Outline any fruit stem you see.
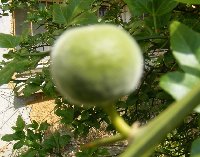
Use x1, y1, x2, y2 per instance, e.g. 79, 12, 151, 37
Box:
152, 0, 158, 33
120, 82, 200, 157
81, 134, 126, 149
103, 104, 131, 137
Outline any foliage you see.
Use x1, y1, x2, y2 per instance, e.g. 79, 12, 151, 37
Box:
1, 115, 71, 157
0, 0, 200, 156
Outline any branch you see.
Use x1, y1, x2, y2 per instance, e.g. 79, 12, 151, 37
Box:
120, 82, 200, 157
20, 51, 50, 56
81, 134, 126, 149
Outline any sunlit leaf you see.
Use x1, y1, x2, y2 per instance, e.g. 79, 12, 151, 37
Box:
0, 33, 20, 48
160, 72, 200, 100
160, 21, 200, 112
170, 21, 200, 75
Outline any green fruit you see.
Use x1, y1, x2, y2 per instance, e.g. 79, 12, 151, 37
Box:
51, 24, 143, 106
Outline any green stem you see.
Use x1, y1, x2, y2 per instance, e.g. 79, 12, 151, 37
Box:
103, 104, 131, 137
81, 134, 126, 149
153, 15, 157, 34
120, 82, 200, 157
152, 0, 158, 33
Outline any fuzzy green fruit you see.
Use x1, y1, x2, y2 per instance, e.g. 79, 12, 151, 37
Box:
51, 24, 143, 106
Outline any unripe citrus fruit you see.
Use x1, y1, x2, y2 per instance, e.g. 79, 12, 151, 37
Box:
51, 24, 143, 106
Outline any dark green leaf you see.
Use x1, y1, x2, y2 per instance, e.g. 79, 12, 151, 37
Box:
163, 52, 175, 67
1, 134, 18, 141
43, 81, 56, 97
16, 115, 25, 130
14, 131, 26, 139
52, 4, 68, 24
43, 133, 59, 149
23, 83, 42, 97
59, 134, 71, 147
124, 0, 178, 16
0, 33, 20, 48
0, 62, 16, 85
81, 111, 90, 120
27, 129, 37, 141
66, 0, 94, 18
175, 0, 200, 4
55, 108, 74, 124
43, 139, 56, 149
170, 21, 200, 75
39, 121, 50, 131
71, 12, 97, 25
21, 149, 38, 157
27, 120, 39, 129
154, 0, 178, 16
52, 0, 95, 25
13, 140, 24, 149
191, 138, 200, 157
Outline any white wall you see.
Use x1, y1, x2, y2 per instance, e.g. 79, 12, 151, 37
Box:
0, 11, 31, 156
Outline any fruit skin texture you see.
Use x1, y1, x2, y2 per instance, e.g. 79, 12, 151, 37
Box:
51, 24, 143, 106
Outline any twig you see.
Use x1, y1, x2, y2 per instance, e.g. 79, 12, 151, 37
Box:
81, 134, 126, 149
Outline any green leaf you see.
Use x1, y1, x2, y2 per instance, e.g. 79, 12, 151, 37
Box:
0, 33, 20, 48
160, 72, 200, 100
52, 0, 95, 25
16, 115, 25, 130
71, 12, 97, 25
124, 0, 178, 16
191, 138, 200, 157
22, 149, 38, 157
43, 80, 56, 97
0, 62, 16, 85
55, 108, 74, 124
66, 0, 94, 18
59, 134, 71, 147
160, 72, 200, 112
52, 4, 68, 24
124, 0, 177, 29
43, 137, 57, 149
38, 121, 50, 131
27, 120, 39, 129
0, 55, 42, 85
13, 140, 24, 149
154, 0, 178, 16
23, 83, 42, 97
27, 129, 37, 141
175, 0, 200, 4
1, 134, 18, 141
170, 21, 200, 75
